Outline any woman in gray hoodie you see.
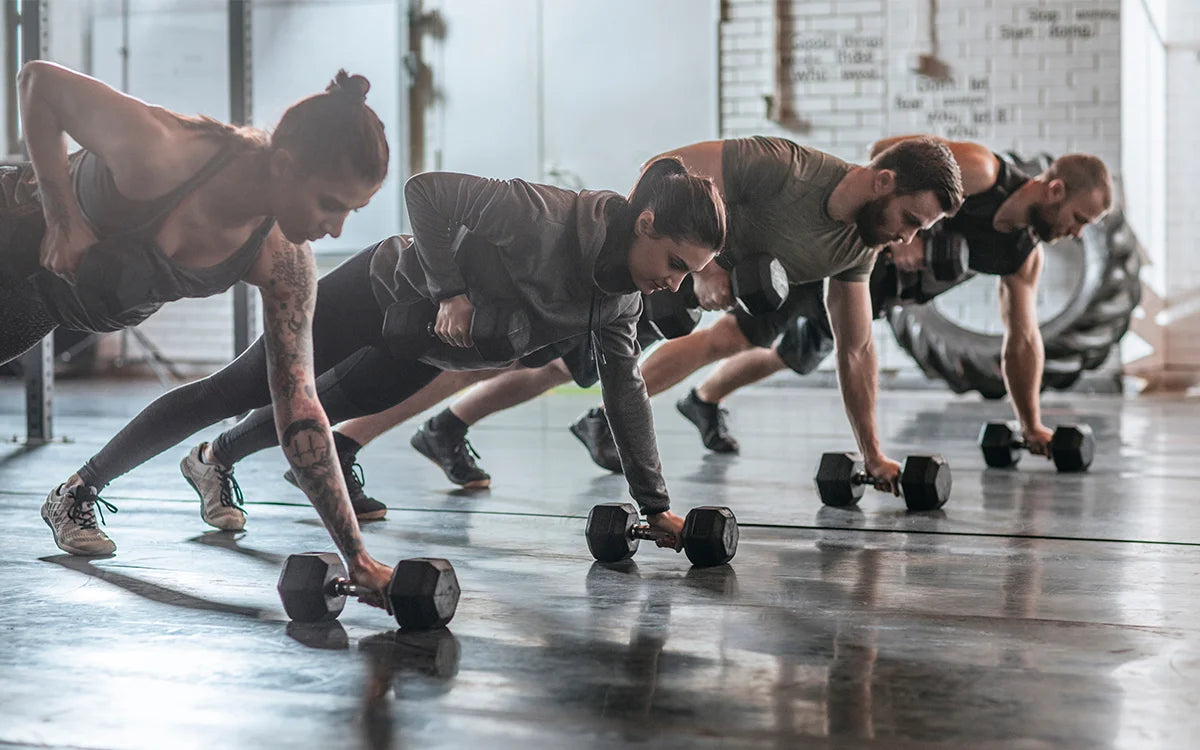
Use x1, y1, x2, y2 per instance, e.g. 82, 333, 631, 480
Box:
54, 157, 726, 568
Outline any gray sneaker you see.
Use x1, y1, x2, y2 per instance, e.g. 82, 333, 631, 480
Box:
41, 483, 118, 556
181, 443, 247, 531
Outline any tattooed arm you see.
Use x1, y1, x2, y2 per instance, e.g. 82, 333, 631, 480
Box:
247, 230, 392, 604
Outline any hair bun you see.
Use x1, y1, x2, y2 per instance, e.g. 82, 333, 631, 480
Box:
327, 70, 370, 104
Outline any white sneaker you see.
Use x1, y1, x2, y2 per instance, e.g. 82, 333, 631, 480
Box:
41, 483, 118, 556
181, 443, 247, 531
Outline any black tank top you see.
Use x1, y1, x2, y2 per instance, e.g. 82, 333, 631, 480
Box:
7, 142, 273, 332
942, 154, 1037, 276
869, 153, 1038, 314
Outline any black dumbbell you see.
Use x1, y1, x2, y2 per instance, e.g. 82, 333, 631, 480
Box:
730, 253, 790, 315
643, 276, 704, 339
383, 297, 531, 362
814, 452, 952, 511
278, 552, 460, 630
925, 230, 969, 281
978, 421, 1094, 472
645, 254, 790, 339
586, 503, 739, 567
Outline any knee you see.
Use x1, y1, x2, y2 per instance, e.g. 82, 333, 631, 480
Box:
542, 358, 573, 385
702, 316, 753, 360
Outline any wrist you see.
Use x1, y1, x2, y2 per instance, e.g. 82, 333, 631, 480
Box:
346, 551, 374, 572
859, 443, 884, 463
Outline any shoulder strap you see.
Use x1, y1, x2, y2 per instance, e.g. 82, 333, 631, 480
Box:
129, 141, 243, 233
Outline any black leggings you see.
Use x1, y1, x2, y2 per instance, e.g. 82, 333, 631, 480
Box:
76, 247, 440, 489
0, 280, 57, 367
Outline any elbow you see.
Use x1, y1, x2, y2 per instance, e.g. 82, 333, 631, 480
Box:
403, 172, 431, 203
16, 60, 56, 98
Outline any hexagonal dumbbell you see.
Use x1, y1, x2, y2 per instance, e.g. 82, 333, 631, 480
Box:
925, 229, 969, 282
383, 297, 531, 362
278, 552, 460, 630
586, 503, 739, 568
729, 253, 790, 315
814, 452, 952, 511
645, 254, 791, 340
978, 421, 1095, 472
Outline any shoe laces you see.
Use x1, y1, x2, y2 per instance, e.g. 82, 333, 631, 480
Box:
342, 456, 367, 495
66, 486, 118, 529
215, 466, 245, 511
454, 438, 482, 467
713, 406, 734, 438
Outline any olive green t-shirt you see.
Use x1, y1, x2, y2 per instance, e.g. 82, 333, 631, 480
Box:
721, 136, 876, 283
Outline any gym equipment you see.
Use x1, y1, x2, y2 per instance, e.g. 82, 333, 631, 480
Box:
383, 297, 531, 361
814, 452, 951, 511
978, 421, 1094, 472
926, 230, 969, 281
586, 503, 738, 567
278, 552, 460, 630
645, 254, 790, 339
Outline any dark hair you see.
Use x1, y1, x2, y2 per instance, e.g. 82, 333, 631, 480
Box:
1044, 153, 1113, 209
628, 157, 726, 253
869, 136, 965, 214
270, 70, 390, 184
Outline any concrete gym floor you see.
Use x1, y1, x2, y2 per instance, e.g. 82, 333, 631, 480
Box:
1, 376, 1198, 749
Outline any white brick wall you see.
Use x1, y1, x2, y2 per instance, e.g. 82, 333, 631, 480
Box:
720, 0, 1121, 171
720, 0, 1123, 374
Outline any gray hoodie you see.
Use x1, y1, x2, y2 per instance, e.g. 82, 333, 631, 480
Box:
369, 172, 670, 514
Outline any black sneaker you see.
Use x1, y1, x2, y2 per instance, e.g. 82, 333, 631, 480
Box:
410, 419, 492, 489
283, 443, 388, 520
569, 408, 623, 473
676, 389, 740, 453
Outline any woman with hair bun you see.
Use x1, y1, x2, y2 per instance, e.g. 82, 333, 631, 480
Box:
10, 63, 395, 603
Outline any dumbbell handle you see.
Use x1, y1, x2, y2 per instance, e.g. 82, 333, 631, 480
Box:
328, 577, 368, 598
629, 523, 678, 544
848, 470, 879, 486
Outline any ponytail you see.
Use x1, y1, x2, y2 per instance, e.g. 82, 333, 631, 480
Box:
628, 157, 726, 254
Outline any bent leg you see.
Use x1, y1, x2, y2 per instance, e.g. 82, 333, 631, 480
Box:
695, 347, 790, 403
335, 368, 499, 447
452, 359, 573, 425
211, 346, 440, 466
638, 314, 754, 397
74, 246, 383, 490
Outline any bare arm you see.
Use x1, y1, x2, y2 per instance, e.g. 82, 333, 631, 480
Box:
246, 232, 373, 570
999, 246, 1052, 450
827, 278, 900, 491
17, 61, 185, 204
17, 61, 202, 274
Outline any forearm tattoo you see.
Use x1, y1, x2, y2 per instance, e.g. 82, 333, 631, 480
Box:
39, 183, 73, 232
263, 243, 364, 561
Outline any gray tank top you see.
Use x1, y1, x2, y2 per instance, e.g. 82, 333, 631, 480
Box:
21, 142, 274, 332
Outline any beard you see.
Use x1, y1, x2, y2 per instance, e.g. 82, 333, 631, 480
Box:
854, 196, 895, 248
1028, 203, 1056, 241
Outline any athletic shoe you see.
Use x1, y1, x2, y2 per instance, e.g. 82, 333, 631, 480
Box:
676, 389, 740, 453
41, 483, 118, 556
410, 419, 492, 489
181, 443, 247, 531
569, 407, 624, 473
283, 445, 388, 520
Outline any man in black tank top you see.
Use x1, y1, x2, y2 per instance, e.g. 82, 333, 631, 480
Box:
688, 138, 1113, 460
